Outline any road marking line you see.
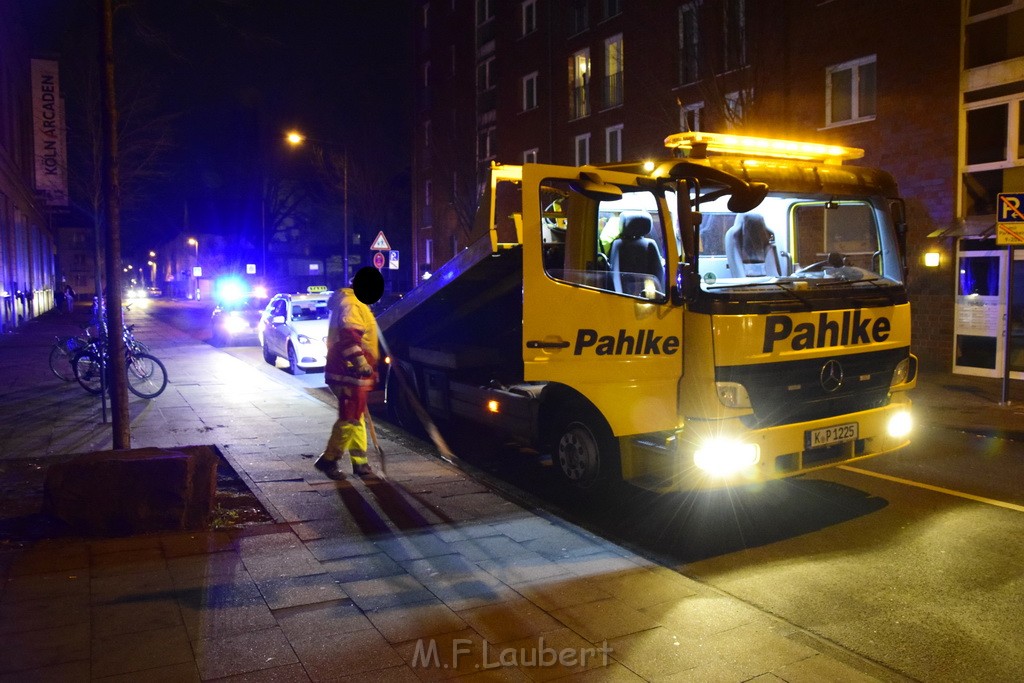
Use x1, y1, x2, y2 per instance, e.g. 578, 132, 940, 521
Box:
839, 466, 1024, 513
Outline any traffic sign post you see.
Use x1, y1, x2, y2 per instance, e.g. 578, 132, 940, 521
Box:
996, 193, 1024, 246
996, 193, 1024, 403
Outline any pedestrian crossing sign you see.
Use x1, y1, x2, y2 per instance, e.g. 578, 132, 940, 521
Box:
370, 231, 391, 251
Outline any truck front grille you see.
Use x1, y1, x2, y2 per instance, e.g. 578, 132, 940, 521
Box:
716, 348, 908, 429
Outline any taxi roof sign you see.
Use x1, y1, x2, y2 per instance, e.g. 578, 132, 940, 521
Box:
370, 231, 391, 251
664, 131, 864, 164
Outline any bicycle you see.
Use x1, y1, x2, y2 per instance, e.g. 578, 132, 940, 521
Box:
72, 321, 168, 399
49, 329, 94, 382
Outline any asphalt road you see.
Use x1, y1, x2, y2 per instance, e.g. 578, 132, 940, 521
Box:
148, 298, 1024, 682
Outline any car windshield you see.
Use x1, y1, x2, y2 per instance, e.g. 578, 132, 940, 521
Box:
674, 193, 904, 291
291, 301, 329, 321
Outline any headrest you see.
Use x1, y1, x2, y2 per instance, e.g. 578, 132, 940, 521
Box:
619, 211, 652, 240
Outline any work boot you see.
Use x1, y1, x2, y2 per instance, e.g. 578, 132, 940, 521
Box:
352, 462, 373, 477
314, 454, 342, 480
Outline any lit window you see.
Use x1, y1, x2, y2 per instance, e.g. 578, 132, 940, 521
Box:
569, 50, 591, 119
477, 57, 495, 92
524, 148, 538, 164
604, 34, 623, 109
826, 56, 876, 126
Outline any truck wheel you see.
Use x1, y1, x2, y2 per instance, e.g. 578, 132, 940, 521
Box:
550, 408, 619, 490
287, 343, 305, 375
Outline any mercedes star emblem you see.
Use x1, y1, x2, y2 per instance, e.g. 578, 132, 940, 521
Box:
820, 359, 844, 393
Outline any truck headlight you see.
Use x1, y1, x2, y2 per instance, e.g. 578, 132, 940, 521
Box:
887, 410, 912, 438
891, 358, 910, 387
715, 382, 751, 409
694, 438, 760, 476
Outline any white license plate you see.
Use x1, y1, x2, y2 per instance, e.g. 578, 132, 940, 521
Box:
805, 423, 858, 449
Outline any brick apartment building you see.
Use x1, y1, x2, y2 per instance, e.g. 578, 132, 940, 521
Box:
411, 0, 1024, 376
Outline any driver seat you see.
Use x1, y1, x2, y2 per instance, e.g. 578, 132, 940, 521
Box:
725, 213, 782, 277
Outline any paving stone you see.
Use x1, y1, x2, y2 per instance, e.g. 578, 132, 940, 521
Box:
375, 531, 454, 562
513, 575, 615, 612
193, 626, 298, 680
92, 597, 183, 637
366, 598, 468, 643
606, 625, 707, 681
477, 552, 570, 586
254, 571, 348, 610
340, 573, 437, 611
0, 570, 89, 605
551, 597, 660, 643
303, 535, 379, 561
458, 598, 563, 644
91, 624, 194, 679
771, 653, 883, 682
291, 628, 404, 680
322, 551, 405, 583
273, 600, 373, 642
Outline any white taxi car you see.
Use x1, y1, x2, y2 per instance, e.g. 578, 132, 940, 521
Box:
258, 290, 331, 374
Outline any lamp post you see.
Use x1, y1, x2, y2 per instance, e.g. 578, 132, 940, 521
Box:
286, 130, 349, 283
187, 237, 199, 299
148, 251, 156, 289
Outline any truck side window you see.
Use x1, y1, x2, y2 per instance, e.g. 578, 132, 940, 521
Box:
540, 179, 667, 301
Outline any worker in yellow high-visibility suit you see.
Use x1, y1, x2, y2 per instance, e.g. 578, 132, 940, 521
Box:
315, 271, 380, 478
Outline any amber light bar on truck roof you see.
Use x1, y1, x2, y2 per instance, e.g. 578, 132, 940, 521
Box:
664, 132, 864, 164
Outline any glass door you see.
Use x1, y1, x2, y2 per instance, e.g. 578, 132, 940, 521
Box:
953, 247, 1006, 377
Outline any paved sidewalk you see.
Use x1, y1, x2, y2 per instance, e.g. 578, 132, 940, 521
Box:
0, 304, 995, 681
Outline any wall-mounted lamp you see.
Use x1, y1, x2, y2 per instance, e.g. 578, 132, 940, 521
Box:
924, 251, 941, 268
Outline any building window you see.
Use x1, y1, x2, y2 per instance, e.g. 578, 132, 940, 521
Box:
477, 0, 494, 25
425, 238, 433, 266
522, 0, 537, 35
523, 72, 538, 111
569, 0, 589, 36
423, 120, 431, 148
450, 45, 456, 75
603, 34, 623, 109
478, 127, 495, 161
826, 56, 876, 126
680, 101, 703, 132
724, 91, 745, 127
477, 57, 495, 92
569, 50, 591, 119
678, 4, 699, 85
425, 180, 432, 207
965, 6, 1024, 68
603, 0, 621, 19
423, 61, 430, 88
524, 148, 539, 163
605, 125, 623, 163
722, 0, 746, 72
575, 133, 591, 166
965, 98, 1024, 169
423, 2, 429, 29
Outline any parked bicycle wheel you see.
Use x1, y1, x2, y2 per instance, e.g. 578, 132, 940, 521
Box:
49, 336, 85, 381
72, 349, 105, 395
126, 353, 168, 399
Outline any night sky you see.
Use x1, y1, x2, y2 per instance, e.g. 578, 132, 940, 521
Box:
16, 0, 413, 254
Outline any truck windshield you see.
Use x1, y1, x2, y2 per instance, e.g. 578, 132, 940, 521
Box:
679, 193, 904, 291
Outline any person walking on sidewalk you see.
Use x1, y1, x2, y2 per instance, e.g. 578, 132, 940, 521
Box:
315, 268, 382, 479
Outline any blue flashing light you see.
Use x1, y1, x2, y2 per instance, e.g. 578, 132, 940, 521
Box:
215, 276, 248, 304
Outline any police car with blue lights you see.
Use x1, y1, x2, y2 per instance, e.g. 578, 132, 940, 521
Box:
257, 286, 331, 374
209, 277, 269, 346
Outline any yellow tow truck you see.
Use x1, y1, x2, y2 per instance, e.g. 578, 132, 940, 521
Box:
379, 132, 916, 492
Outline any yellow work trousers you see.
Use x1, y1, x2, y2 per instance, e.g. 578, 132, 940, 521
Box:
323, 415, 368, 466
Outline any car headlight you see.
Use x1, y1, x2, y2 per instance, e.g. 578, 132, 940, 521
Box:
296, 334, 312, 344
223, 314, 248, 334
694, 438, 760, 476
715, 382, 751, 409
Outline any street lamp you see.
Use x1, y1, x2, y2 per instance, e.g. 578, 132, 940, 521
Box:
286, 129, 349, 283
187, 237, 199, 299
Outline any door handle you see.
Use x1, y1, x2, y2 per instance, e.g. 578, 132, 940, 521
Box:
526, 340, 570, 349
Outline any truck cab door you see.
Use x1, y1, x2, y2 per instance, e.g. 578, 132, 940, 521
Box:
520, 164, 684, 437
